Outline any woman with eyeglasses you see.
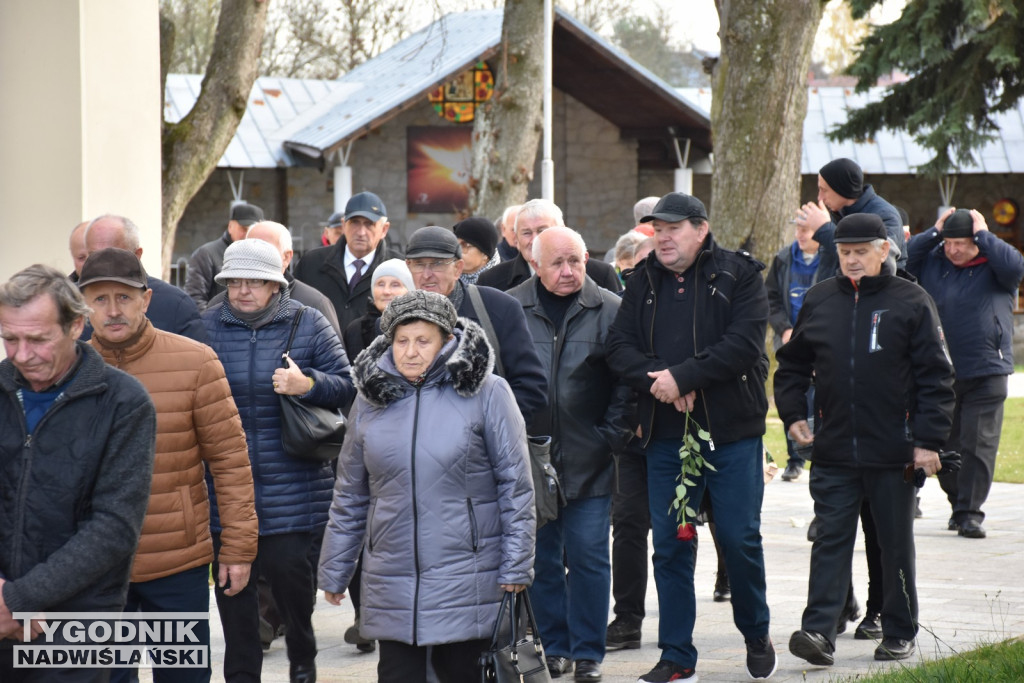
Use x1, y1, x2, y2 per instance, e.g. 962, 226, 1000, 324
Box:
202, 239, 355, 683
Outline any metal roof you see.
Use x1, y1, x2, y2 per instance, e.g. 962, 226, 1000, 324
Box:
283, 9, 505, 161
164, 74, 336, 168
678, 86, 1024, 175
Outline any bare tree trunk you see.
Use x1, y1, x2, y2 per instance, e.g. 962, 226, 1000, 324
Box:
709, 0, 825, 264
468, 0, 545, 221
160, 0, 270, 277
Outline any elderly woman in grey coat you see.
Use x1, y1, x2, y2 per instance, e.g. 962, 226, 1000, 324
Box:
318, 290, 535, 683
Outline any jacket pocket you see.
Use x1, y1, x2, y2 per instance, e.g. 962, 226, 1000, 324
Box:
179, 486, 197, 547
466, 498, 479, 552
367, 498, 378, 552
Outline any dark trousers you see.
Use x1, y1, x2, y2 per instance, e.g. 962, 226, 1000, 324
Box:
859, 500, 884, 614
213, 530, 323, 682
610, 448, 649, 624
938, 375, 1007, 524
804, 465, 917, 645
646, 437, 770, 668
110, 565, 212, 683
377, 638, 488, 683
1, 638, 112, 683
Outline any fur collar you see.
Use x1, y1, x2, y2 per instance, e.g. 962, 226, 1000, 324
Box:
352, 317, 495, 408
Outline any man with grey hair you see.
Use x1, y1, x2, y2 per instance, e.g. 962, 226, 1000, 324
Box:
68, 220, 90, 278
496, 204, 521, 262
83, 214, 207, 343
186, 202, 264, 310
507, 227, 632, 681
478, 199, 621, 293
777, 213, 954, 666
0, 264, 157, 681
207, 221, 342, 336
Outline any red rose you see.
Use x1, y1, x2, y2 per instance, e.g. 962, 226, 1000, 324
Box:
677, 523, 697, 541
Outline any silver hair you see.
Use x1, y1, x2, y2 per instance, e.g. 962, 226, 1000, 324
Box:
515, 199, 564, 233
0, 264, 91, 333
85, 214, 141, 251
531, 226, 587, 266
500, 204, 521, 230
247, 221, 293, 253
633, 196, 660, 224
872, 238, 888, 251
613, 231, 648, 263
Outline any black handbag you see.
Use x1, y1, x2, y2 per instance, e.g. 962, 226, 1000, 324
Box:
528, 436, 564, 529
479, 591, 552, 683
278, 307, 346, 463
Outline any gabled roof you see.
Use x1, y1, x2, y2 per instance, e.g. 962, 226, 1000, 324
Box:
679, 86, 1024, 175
282, 8, 711, 164
164, 74, 336, 168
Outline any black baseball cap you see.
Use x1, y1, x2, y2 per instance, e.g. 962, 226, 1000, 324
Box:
229, 202, 264, 226
640, 192, 708, 223
406, 226, 462, 260
345, 192, 387, 221
834, 214, 886, 243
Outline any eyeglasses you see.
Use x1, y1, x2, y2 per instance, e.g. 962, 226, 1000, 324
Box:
224, 278, 269, 289
406, 258, 456, 273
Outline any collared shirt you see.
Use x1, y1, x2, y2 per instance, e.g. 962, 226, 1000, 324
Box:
344, 246, 377, 283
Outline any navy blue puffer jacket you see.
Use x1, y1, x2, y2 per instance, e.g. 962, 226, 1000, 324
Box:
202, 293, 355, 535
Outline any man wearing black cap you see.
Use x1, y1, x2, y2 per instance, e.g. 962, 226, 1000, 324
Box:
404, 225, 547, 424
606, 192, 776, 681
795, 158, 906, 277
295, 191, 403, 332
186, 202, 265, 310
321, 211, 345, 247
907, 207, 1024, 539
776, 213, 955, 666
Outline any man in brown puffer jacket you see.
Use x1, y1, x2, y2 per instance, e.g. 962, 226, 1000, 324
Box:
80, 248, 258, 683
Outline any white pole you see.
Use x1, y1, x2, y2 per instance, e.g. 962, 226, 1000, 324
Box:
541, 0, 554, 200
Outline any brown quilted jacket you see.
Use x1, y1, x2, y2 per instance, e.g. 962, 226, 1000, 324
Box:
91, 321, 257, 582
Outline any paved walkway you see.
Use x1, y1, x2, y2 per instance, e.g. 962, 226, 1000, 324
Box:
188, 476, 1024, 682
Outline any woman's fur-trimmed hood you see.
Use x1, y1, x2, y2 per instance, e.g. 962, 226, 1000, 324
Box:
352, 317, 495, 408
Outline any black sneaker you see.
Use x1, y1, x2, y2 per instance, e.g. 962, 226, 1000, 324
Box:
788, 629, 834, 666
745, 635, 777, 680
713, 572, 731, 602
781, 461, 803, 481
637, 660, 697, 682
606, 617, 642, 650
947, 516, 959, 531
547, 655, 573, 678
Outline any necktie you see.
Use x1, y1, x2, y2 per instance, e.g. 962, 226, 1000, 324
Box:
349, 259, 365, 289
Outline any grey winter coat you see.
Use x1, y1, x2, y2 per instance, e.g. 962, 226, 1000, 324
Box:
318, 318, 535, 646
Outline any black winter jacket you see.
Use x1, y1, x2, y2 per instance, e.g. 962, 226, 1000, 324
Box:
774, 268, 955, 467
507, 276, 633, 499
0, 343, 156, 614
605, 235, 770, 448
813, 184, 907, 276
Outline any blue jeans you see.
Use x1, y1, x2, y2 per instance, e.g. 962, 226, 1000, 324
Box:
111, 564, 212, 683
646, 437, 770, 668
529, 495, 612, 662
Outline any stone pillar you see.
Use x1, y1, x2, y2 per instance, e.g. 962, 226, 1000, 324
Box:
0, 0, 162, 282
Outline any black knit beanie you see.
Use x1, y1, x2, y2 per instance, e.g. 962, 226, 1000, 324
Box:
819, 158, 864, 200
942, 209, 974, 238
453, 217, 499, 258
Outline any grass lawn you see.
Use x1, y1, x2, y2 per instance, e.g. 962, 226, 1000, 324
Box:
766, 397, 1024, 485
845, 637, 1024, 682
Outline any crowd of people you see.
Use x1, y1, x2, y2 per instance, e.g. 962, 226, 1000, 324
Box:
0, 159, 1021, 683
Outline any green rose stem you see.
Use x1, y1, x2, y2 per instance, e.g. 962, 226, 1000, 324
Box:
670, 410, 715, 541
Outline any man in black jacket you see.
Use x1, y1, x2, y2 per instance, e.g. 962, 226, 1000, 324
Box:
0, 264, 156, 681
294, 192, 403, 332
776, 214, 955, 666
477, 199, 621, 293
186, 202, 264, 310
405, 226, 547, 425
507, 227, 632, 681
605, 192, 775, 682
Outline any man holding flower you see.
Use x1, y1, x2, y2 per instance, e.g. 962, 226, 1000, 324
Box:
606, 192, 775, 682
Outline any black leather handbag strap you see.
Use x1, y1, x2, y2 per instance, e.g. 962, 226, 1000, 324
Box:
282, 306, 307, 365
466, 285, 505, 377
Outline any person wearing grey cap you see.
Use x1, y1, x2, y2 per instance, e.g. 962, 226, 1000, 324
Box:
908, 207, 1024, 539
606, 191, 776, 681
319, 291, 534, 683
295, 191, 404, 332
404, 225, 547, 424
777, 213, 954, 666
202, 239, 355, 683
186, 202, 265, 310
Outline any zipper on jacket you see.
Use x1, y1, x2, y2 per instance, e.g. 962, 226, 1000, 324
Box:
849, 286, 860, 462
642, 269, 658, 446
466, 498, 479, 551
692, 264, 716, 451
410, 385, 423, 641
